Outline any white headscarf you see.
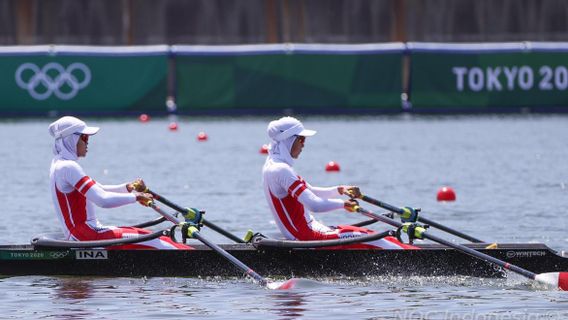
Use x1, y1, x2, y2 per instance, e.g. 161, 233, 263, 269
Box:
266, 117, 316, 166
48, 116, 100, 161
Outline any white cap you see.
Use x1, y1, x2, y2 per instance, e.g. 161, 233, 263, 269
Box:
267, 116, 316, 142
48, 116, 100, 139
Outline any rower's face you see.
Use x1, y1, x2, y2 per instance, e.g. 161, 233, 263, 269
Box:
290, 135, 306, 159
76, 134, 89, 157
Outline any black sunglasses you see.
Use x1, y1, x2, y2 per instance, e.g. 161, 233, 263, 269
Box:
74, 133, 89, 143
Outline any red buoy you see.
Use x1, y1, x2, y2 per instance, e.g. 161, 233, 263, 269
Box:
197, 132, 208, 141
325, 161, 341, 172
168, 122, 178, 131
437, 186, 456, 202
259, 144, 269, 154
139, 114, 150, 122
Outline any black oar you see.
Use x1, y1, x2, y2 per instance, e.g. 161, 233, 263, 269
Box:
146, 189, 245, 243
359, 194, 484, 243
147, 201, 297, 290
353, 204, 568, 291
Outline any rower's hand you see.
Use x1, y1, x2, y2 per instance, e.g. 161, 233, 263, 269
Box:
134, 192, 153, 206
127, 178, 147, 192
344, 199, 359, 213
339, 186, 361, 199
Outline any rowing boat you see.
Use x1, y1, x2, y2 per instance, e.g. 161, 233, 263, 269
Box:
5, 193, 563, 290
0, 242, 566, 278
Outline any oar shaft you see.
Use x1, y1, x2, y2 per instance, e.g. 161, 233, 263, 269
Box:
360, 195, 484, 243
192, 231, 267, 286
418, 216, 484, 243
425, 231, 536, 279
360, 195, 400, 213
148, 189, 245, 243
357, 207, 537, 280
149, 202, 268, 286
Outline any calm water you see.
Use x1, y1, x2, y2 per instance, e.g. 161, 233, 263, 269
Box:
0, 115, 567, 319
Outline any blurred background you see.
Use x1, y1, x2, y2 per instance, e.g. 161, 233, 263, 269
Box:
2, 0, 568, 45
1, 0, 568, 116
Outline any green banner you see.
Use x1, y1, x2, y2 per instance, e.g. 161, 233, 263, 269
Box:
409, 43, 568, 112
173, 44, 404, 113
0, 46, 168, 115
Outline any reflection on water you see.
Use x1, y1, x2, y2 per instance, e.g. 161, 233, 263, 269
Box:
269, 292, 307, 319
0, 275, 566, 319
52, 277, 94, 301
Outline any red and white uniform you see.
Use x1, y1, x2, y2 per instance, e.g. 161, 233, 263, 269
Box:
50, 157, 190, 250
262, 117, 415, 249
263, 158, 414, 249
48, 118, 190, 250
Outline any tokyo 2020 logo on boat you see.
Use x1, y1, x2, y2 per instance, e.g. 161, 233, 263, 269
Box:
15, 62, 91, 100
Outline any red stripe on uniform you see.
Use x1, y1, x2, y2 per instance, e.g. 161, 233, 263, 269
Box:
65, 191, 88, 240
74, 176, 90, 190
287, 180, 303, 195
55, 187, 75, 232
79, 180, 96, 195
270, 192, 299, 238
293, 185, 307, 198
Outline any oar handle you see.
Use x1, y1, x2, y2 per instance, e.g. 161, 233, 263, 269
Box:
147, 189, 245, 243
360, 195, 484, 243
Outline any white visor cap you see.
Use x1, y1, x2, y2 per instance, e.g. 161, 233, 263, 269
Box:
48, 116, 100, 139
267, 116, 316, 142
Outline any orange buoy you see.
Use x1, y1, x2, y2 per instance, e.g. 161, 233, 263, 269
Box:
197, 132, 208, 141
259, 144, 269, 154
168, 122, 178, 131
139, 114, 150, 122
437, 186, 456, 202
325, 161, 340, 172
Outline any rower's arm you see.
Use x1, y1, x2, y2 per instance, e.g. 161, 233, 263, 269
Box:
305, 181, 341, 199
98, 183, 129, 193
85, 183, 136, 208
297, 188, 344, 213
61, 161, 137, 208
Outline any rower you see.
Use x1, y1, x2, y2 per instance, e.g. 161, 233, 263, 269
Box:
261, 116, 416, 249
48, 116, 192, 250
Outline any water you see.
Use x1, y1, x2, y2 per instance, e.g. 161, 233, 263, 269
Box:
0, 115, 567, 319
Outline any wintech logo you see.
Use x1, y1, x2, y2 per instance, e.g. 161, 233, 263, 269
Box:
506, 250, 546, 259
76, 250, 108, 260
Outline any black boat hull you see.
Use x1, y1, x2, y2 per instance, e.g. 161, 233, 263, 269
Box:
0, 243, 565, 278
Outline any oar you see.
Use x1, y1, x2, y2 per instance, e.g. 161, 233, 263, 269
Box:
359, 194, 484, 243
147, 201, 297, 290
353, 204, 568, 291
145, 189, 245, 243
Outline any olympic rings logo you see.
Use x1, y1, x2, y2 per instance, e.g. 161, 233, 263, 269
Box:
15, 62, 91, 100
49, 251, 70, 259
